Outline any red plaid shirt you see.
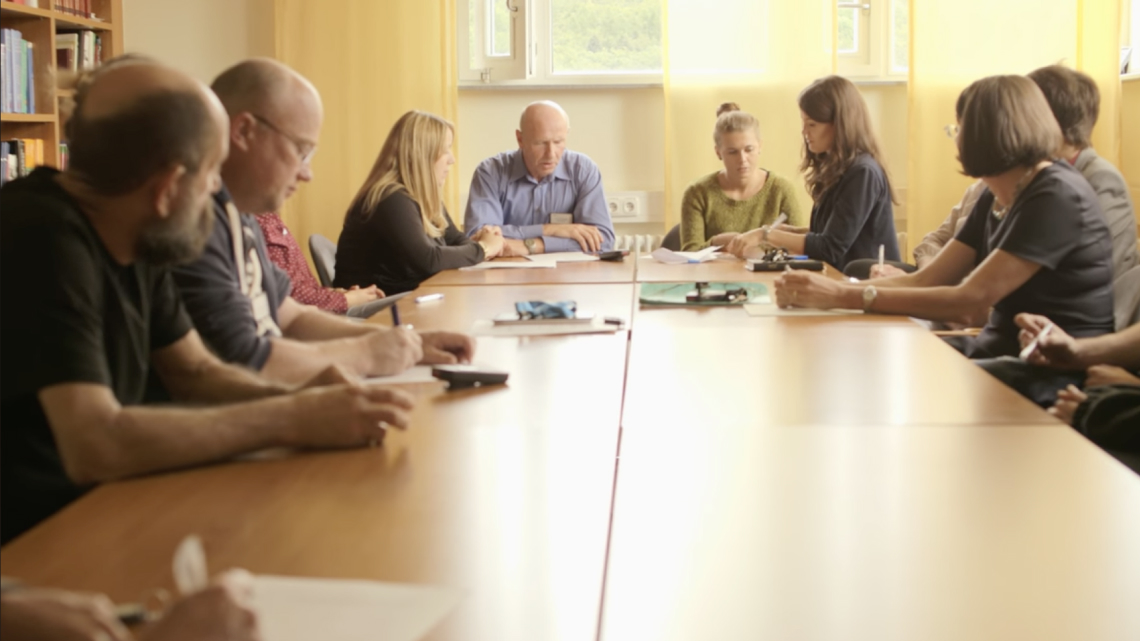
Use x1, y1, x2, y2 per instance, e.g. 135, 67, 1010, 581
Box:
253, 212, 348, 314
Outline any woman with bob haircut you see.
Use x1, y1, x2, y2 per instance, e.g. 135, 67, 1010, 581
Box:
679, 102, 805, 251
334, 110, 503, 295
723, 75, 900, 270
773, 75, 1115, 359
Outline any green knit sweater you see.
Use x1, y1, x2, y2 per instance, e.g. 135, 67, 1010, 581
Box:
679, 170, 806, 251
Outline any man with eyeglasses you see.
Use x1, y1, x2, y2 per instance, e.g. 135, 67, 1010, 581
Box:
171, 59, 475, 386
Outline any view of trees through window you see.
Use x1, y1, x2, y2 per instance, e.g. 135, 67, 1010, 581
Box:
551, 0, 662, 73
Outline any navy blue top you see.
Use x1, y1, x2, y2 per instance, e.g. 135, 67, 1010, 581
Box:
955, 161, 1114, 358
803, 153, 899, 270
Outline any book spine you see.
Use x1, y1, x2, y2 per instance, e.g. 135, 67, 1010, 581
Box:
18, 35, 26, 114
1, 30, 8, 113
27, 41, 34, 114
0, 142, 8, 186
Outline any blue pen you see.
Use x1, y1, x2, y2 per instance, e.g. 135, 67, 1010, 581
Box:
390, 304, 401, 327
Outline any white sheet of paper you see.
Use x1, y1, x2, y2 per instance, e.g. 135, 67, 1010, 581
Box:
252, 575, 462, 641
365, 365, 439, 385
743, 304, 863, 317
459, 261, 556, 270
472, 317, 620, 336
524, 252, 600, 263
650, 246, 721, 264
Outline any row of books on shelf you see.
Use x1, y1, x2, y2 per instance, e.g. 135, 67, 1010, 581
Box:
1, 28, 36, 114
56, 30, 102, 73
0, 139, 66, 185
3, 0, 98, 19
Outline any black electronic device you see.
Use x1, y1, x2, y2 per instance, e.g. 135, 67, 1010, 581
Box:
431, 364, 510, 390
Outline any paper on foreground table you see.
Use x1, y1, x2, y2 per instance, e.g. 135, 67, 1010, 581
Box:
524, 251, 600, 263
743, 303, 862, 317
471, 316, 621, 336
650, 246, 722, 264
252, 575, 462, 641
459, 261, 555, 270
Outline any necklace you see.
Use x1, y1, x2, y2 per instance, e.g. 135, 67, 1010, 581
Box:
991, 166, 1037, 220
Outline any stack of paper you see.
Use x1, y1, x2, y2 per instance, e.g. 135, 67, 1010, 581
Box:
650, 246, 721, 264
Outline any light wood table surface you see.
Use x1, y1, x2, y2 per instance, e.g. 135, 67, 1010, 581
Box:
421, 256, 636, 287
0, 333, 631, 641
621, 323, 1055, 428
371, 283, 637, 333
601, 423, 1140, 641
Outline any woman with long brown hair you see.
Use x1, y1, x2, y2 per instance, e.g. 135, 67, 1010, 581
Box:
724, 76, 900, 270
334, 110, 503, 294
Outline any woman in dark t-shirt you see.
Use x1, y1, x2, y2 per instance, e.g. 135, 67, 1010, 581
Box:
723, 75, 900, 271
334, 111, 504, 295
770, 75, 1114, 359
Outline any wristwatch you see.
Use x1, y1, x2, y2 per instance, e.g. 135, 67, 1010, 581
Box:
524, 238, 539, 254
862, 285, 878, 312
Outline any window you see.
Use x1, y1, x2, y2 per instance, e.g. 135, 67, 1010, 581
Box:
1125, 0, 1140, 74
837, 0, 908, 78
460, 0, 663, 85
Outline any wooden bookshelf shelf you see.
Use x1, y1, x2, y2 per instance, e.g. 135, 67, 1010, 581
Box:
1, 0, 121, 175
0, 113, 55, 123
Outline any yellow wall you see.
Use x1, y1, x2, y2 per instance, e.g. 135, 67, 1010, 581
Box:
1122, 78, 1140, 233
123, 0, 274, 83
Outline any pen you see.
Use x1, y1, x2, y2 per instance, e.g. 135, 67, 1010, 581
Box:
877, 244, 885, 271
772, 212, 788, 229
390, 304, 401, 327
1019, 323, 1054, 361
415, 293, 444, 303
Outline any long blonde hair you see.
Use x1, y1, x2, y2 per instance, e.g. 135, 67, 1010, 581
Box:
798, 76, 896, 204
349, 110, 453, 237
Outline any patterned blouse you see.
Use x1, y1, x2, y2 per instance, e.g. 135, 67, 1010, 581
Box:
253, 212, 348, 314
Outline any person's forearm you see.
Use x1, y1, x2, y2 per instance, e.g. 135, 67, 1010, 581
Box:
70, 396, 302, 483
855, 284, 989, 324
286, 306, 377, 340
1076, 323, 1140, 369
261, 336, 374, 385
164, 359, 289, 404
767, 229, 806, 254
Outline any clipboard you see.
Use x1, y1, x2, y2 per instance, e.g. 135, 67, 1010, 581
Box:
639, 282, 771, 306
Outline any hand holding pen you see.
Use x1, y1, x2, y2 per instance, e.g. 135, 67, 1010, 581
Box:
1015, 313, 1081, 368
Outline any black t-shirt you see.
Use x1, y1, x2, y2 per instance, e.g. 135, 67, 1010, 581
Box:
334, 191, 484, 295
955, 162, 1115, 357
172, 187, 292, 370
1, 168, 193, 544
803, 153, 900, 270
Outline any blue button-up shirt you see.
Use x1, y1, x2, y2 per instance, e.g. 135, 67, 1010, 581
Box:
463, 149, 614, 252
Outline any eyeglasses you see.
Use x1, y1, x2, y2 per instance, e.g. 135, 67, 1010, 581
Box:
251, 114, 317, 166
943, 124, 960, 138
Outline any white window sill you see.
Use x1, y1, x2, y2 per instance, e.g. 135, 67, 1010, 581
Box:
1122, 72, 1140, 83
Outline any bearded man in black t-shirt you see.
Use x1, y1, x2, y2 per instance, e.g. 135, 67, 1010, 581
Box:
1, 59, 415, 544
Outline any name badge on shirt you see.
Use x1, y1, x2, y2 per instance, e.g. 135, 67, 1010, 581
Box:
550, 213, 573, 225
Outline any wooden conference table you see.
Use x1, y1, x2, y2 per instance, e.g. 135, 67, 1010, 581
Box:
3, 254, 1139, 641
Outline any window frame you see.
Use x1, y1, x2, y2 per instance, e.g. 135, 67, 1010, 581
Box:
836, 0, 907, 80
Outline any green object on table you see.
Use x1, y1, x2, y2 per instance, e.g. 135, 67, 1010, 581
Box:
638, 282, 771, 306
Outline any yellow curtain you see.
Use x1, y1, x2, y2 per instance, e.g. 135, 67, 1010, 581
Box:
662, 0, 835, 231
274, 0, 459, 256
907, 0, 1121, 249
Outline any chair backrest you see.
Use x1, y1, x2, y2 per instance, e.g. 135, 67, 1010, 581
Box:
308, 234, 337, 288
661, 223, 682, 251
1113, 265, 1140, 331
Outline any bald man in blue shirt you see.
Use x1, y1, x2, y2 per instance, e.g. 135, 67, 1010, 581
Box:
464, 101, 614, 255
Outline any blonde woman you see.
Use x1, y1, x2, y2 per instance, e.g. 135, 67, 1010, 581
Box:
335, 111, 503, 294
680, 103, 805, 251
725, 76, 900, 270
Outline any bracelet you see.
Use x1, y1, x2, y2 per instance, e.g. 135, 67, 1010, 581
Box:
761, 226, 771, 243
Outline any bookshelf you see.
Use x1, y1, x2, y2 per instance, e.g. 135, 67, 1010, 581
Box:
0, 0, 122, 170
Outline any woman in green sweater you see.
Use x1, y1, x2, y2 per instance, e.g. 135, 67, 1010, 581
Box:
679, 103, 806, 251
